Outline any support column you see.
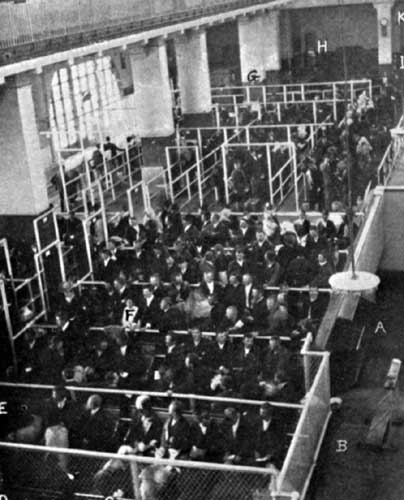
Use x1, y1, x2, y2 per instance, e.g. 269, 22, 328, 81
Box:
129, 38, 175, 168
0, 73, 50, 241
31, 67, 54, 159
280, 10, 293, 73
175, 29, 213, 126
261, 10, 281, 82
374, 1, 393, 73
238, 11, 281, 85
238, 15, 266, 84
0, 72, 49, 226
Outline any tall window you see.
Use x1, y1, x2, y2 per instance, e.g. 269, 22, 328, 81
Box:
50, 56, 122, 151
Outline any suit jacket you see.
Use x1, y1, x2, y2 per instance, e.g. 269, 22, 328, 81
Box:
129, 250, 149, 275
97, 258, 118, 283
125, 410, 163, 448
183, 224, 200, 243
125, 224, 146, 245
223, 283, 245, 312
232, 346, 260, 378
263, 261, 283, 286
164, 343, 185, 372
220, 416, 255, 463
180, 263, 200, 285
112, 286, 133, 322
251, 298, 269, 331
210, 341, 233, 370
249, 241, 272, 272
238, 227, 256, 245
82, 408, 116, 452
186, 338, 212, 364
157, 307, 185, 332
228, 259, 251, 277
44, 399, 82, 432
199, 280, 223, 300
168, 282, 191, 303
261, 345, 290, 380
87, 347, 117, 382
304, 235, 329, 261
285, 255, 314, 287
161, 416, 192, 453
254, 417, 286, 468
114, 344, 146, 384
18, 338, 45, 380
139, 296, 160, 327
190, 420, 225, 462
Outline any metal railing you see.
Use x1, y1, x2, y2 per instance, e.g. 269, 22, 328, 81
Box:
212, 98, 337, 125
377, 114, 404, 185
0, 441, 295, 500
211, 79, 373, 110
0, 342, 330, 499
277, 349, 330, 498
180, 122, 333, 153
165, 119, 258, 209
58, 144, 142, 214
0, 240, 46, 370
0, 0, 279, 51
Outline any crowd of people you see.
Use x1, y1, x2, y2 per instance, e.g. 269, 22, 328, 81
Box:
178, 87, 393, 212
12, 203, 344, 392
1, 202, 340, 498
0, 81, 397, 500
2, 388, 294, 500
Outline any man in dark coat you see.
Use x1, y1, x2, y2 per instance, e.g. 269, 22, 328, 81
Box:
82, 394, 116, 452
254, 403, 286, 469
161, 401, 192, 456
220, 407, 256, 465
124, 395, 163, 454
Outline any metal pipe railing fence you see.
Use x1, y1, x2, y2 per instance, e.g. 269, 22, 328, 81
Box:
0, 0, 276, 50
57, 143, 142, 214
378, 114, 404, 185
0, 240, 46, 369
0, 347, 329, 498
142, 169, 170, 214
165, 119, 259, 210
211, 79, 373, 111
0, 441, 297, 500
277, 351, 330, 498
221, 141, 298, 209
213, 99, 337, 126
180, 122, 333, 154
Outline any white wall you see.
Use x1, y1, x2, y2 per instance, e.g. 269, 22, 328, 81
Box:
291, 4, 378, 52
379, 190, 404, 271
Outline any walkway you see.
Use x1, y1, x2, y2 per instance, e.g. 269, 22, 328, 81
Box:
311, 272, 404, 500
388, 152, 404, 186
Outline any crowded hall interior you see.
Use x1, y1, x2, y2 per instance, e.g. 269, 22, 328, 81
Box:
1, 0, 404, 499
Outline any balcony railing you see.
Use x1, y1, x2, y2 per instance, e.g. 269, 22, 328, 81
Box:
0, 0, 276, 63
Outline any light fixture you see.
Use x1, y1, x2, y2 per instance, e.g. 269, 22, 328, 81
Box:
380, 17, 389, 37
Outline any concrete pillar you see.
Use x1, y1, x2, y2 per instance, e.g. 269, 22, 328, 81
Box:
238, 11, 281, 84
0, 72, 49, 216
238, 15, 266, 83
262, 11, 281, 73
31, 67, 54, 159
280, 10, 293, 71
129, 39, 174, 138
374, 1, 393, 70
129, 39, 175, 168
175, 29, 212, 126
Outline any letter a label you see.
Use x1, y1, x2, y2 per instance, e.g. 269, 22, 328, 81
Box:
374, 321, 387, 336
